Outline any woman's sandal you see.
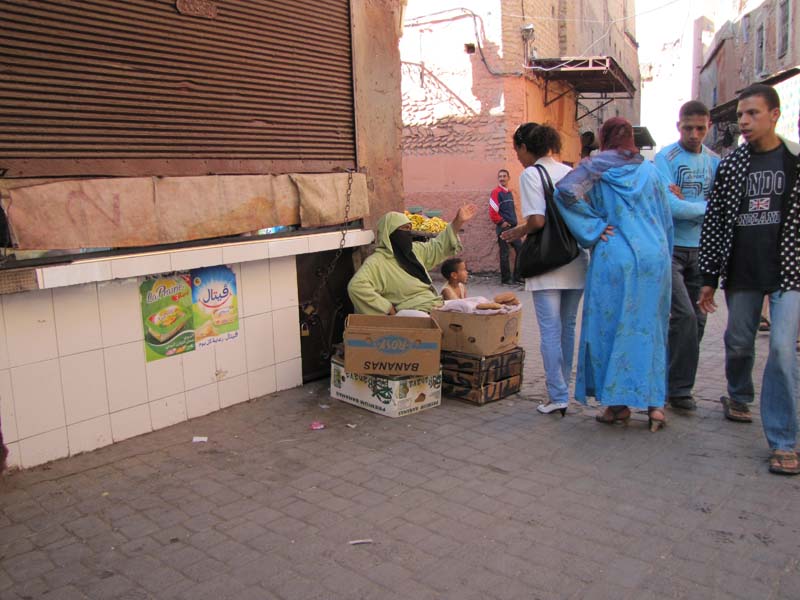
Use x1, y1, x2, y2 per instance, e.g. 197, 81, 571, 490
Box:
768, 450, 800, 476
595, 405, 631, 425
648, 408, 667, 432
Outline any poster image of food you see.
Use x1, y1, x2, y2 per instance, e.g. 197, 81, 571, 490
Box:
191, 265, 239, 349
140, 275, 195, 362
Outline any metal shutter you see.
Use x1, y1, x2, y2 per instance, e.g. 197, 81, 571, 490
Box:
0, 0, 355, 177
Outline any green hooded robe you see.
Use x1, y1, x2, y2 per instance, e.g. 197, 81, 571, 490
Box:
347, 211, 462, 314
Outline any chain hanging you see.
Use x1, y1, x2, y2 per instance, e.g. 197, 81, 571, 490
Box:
300, 169, 354, 357
308, 168, 353, 311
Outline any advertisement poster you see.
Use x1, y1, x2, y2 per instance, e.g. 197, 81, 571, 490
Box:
140, 265, 239, 361
140, 274, 196, 362
191, 265, 239, 349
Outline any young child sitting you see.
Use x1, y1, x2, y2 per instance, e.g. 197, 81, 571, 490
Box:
441, 257, 468, 300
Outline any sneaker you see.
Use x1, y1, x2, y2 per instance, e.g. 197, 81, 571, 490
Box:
668, 396, 697, 410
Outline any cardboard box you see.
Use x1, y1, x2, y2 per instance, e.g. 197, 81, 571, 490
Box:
343, 314, 441, 376
330, 356, 441, 417
431, 308, 521, 356
441, 347, 525, 387
442, 374, 522, 406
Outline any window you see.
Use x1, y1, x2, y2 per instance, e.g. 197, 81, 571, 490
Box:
778, 0, 790, 57
742, 14, 749, 42
756, 23, 765, 74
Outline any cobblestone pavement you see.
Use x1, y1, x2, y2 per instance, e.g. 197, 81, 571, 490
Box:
1, 275, 799, 600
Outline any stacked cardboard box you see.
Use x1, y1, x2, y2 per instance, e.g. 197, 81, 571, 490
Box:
330, 315, 443, 418
441, 347, 524, 405
431, 308, 524, 406
330, 355, 441, 417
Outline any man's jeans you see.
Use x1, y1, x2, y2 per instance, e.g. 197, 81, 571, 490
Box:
532, 289, 583, 404
668, 247, 707, 397
497, 224, 522, 282
724, 289, 800, 451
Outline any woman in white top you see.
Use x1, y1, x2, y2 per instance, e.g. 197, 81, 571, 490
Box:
502, 123, 588, 416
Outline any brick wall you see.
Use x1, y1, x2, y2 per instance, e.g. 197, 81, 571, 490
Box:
400, 0, 614, 272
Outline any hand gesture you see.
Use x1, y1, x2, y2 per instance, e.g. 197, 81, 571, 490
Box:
456, 204, 478, 223
452, 203, 478, 230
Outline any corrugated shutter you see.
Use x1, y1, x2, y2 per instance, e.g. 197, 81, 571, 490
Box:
0, 0, 355, 177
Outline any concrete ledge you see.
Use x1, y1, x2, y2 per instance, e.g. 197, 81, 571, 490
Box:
35, 229, 374, 289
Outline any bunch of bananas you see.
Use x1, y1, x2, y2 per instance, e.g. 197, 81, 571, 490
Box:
404, 212, 448, 234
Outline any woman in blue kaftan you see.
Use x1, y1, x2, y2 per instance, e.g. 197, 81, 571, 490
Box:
555, 118, 674, 431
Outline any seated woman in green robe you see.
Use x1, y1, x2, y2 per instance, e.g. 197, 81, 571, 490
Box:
348, 204, 477, 315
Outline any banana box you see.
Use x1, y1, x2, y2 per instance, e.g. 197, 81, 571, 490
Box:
330, 356, 441, 418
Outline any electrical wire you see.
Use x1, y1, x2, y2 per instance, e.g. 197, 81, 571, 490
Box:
405, 8, 523, 77
502, 0, 686, 25
405, 0, 686, 75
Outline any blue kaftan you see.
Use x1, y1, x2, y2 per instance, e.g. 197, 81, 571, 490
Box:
555, 151, 674, 409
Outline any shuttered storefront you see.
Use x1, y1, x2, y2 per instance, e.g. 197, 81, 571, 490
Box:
0, 0, 355, 177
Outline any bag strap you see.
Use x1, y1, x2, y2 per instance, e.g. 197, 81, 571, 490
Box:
533, 163, 555, 198
533, 163, 572, 233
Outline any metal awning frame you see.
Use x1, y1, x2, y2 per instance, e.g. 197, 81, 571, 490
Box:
529, 56, 636, 121
709, 66, 799, 125
574, 96, 615, 121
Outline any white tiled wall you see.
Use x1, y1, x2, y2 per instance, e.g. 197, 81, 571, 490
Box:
182, 347, 217, 390
3, 290, 59, 367
98, 279, 145, 346
186, 383, 220, 419
12, 359, 65, 439
105, 342, 149, 413
0, 255, 304, 470
53, 284, 104, 356
60, 350, 108, 425
269, 257, 299, 309
239, 260, 272, 317
218, 374, 249, 409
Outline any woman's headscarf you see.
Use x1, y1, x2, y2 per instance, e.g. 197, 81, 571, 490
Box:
389, 227, 430, 284
374, 212, 431, 284
599, 117, 638, 154
555, 117, 643, 204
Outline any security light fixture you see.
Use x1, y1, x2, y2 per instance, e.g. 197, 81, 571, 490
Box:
520, 24, 535, 42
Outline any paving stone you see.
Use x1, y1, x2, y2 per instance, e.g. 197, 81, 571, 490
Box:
0, 569, 10, 593
176, 575, 247, 600
2, 549, 55, 582
180, 556, 229, 584
42, 563, 92, 589
137, 566, 192, 595
41, 584, 91, 599
79, 573, 135, 599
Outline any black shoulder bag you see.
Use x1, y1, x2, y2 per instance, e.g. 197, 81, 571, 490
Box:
516, 164, 580, 278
